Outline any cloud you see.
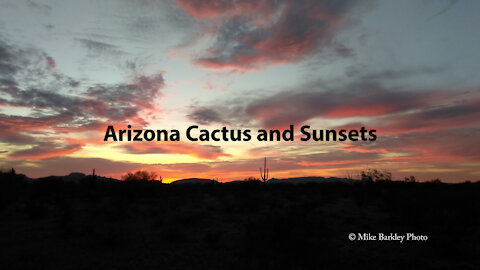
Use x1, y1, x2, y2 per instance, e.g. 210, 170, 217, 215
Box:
0, 39, 21, 75
46, 56, 56, 69
0, 113, 73, 134
331, 90, 480, 134
121, 141, 231, 160
187, 107, 228, 125
359, 127, 480, 162
0, 38, 79, 93
187, 93, 256, 127
371, 98, 480, 134
188, 68, 480, 132
0, 37, 165, 158
176, 0, 366, 70
338, 143, 387, 154
427, 0, 458, 20
75, 38, 125, 56
84, 74, 165, 123
244, 83, 425, 128
26, 0, 52, 13
187, 81, 431, 129
0, 73, 165, 132
9, 142, 83, 159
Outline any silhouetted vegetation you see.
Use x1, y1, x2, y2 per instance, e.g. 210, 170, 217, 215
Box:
121, 169, 161, 182
0, 170, 478, 270
428, 178, 443, 183
243, 176, 261, 182
404, 175, 417, 183
361, 168, 392, 182
259, 156, 270, 182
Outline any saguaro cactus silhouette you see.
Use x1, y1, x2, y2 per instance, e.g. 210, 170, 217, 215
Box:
259, 157, 269, 183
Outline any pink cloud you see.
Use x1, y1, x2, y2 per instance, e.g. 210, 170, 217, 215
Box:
176, 0, 361, 70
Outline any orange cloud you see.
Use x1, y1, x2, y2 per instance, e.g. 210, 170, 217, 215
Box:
121, 141, 231, 160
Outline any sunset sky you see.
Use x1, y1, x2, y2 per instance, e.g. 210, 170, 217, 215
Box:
1, 0, 479, 182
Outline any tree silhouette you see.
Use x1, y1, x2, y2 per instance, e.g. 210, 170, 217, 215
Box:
404, 175, 416, 183
243, 176, 260, 182
121, 170, 161, 182
361, 169, 392, 182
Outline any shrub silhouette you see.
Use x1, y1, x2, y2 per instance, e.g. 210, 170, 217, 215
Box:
121, 170, 161, 182
428, 178, 443, 183
404, 175, 416, 182
243, 176, 260, 182
361, 168, 392, 182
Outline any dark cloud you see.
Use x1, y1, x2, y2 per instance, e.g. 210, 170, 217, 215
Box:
75, 38, 125, 55
1, 71, 164, 132
352, 66, 448, 82
43, 24, 55, 30
427, 0, 458, 20
0, 37, 78, 93
176, 0, 367, 70
9, 141, 83, 159
187, 100, 255, 127
26, 0, 52, 12
0, 39, 19, 75
0, 37, 165, 158
0, 73, 164, 135
85, 74, 165, 123
187, 107, 227, 125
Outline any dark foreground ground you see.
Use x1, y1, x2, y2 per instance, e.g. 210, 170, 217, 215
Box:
0, 174, 479, 270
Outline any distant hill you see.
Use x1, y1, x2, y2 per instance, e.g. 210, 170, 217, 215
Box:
33, 173, 120, 182
224, 176, 355, 184
170, 176, 355, 184
267, 176, 355, 184
26, 174, 354, 184
170, 178, 217, 184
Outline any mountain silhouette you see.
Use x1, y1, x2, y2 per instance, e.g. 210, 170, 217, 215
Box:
32, 172, 120, 182
267, 176, 355, 184
170, 178, 217, 184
